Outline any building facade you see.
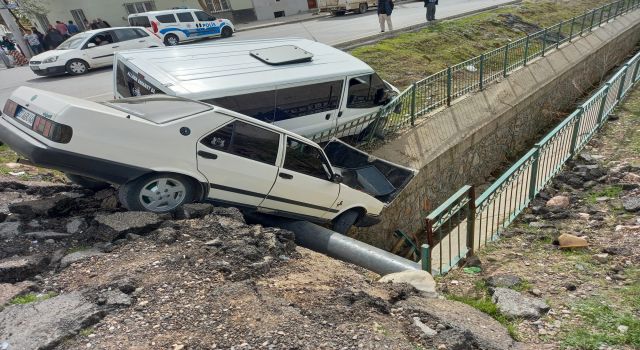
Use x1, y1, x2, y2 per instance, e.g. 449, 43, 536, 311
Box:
29, 0, 310, 31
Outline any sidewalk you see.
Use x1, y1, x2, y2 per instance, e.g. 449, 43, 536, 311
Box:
234, 11, 329, 32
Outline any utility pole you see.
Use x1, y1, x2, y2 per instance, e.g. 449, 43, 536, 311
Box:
0, 0, 31, 59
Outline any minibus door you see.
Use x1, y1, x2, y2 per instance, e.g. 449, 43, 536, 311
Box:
336, 73, 388, 137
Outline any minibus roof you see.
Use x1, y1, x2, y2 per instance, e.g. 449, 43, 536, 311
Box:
115, 38, 375, 100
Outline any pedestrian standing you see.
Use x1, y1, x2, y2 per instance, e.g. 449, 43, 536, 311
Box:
377, 0, 394, 32
44, 25, 65, 50
0, 36, 28, 65
425, 0, 438, 21
90, 20, 100, 30
24, 29, 44, 55
55, 21, 69, 38
32, 27, 46, 49
83, 19, 91, 31
67, 21, 80, 35
97, 18, 111, 28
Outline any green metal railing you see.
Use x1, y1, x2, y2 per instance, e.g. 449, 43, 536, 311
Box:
305, 0, 640, 145
423, 50, 640, 275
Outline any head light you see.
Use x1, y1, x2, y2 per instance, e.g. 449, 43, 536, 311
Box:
42, 56, 59, 64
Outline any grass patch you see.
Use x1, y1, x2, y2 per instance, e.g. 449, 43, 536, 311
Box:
447, 294, 521, 340
586, 185, 623, 204
79, 327, 94, 337
66, 245, 90, 254
352, 0, 604, 89
9, 292, 57, 305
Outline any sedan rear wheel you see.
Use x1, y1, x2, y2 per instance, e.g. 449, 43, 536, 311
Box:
66, 59, 88, 75
118, 173, 195, 213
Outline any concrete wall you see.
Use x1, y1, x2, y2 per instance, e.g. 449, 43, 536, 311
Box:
353, 10, 640, 249
252, 0, 309, 20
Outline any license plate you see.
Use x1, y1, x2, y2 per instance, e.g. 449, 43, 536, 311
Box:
15, 107, 37, 127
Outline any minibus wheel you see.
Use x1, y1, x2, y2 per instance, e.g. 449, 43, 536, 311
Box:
358, 3, 368, 13
118, 173, 196, 213
164, 34, 179, 46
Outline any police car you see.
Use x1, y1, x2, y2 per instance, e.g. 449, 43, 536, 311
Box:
128, 9, 235, 46
0, 87, 416, 233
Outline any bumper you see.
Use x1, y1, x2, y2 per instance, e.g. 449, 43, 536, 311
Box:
355, 213, 381, 227
0, 117, 149, 184
30, 65, 66, 76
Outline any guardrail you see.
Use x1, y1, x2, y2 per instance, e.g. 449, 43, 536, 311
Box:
306, 0, 640, 146
422, 50, 640, 275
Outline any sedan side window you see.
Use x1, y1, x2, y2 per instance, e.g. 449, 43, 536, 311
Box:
283, 138, 331, 180
87, 31, 116, 47
346, 74, 388, 108
201, 121, 280, 165
114, 29, 140, 42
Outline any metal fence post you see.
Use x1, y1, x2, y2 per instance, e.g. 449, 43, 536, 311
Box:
446, 66, 452, 106
503, 44, 509, 77
466, 186, 476, 257
410, 83, 416, 126
569, 17, 575, 41
528, 146, 540, 200
556, 22, 562, 49
479, 54, 485, 90
597, 84, 611, 126
541, 28, 548, 56
589, 9, 596, 31
421, 244, 431, 273
569, 107, 584, 155
599, 5, 605, 25
632, 60, 640, 84
523, 35, 530, 65
617, 66, 628, 100
580, 12, 587, 34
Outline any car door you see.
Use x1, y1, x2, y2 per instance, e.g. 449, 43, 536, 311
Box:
336, 73, 389, 135
196, 120, 282, 208
176, 11, 197, 38
259, 136, 340, 220
194, 10, 220, 37
272, 80, 343, 138
83, 30, 119, 67
113, 28, 154, 50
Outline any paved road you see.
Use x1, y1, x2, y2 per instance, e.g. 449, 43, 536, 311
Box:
0, 0, 515, 105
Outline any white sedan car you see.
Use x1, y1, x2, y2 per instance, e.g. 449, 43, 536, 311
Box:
29, 27, 163, 76
0, 87, 416, 233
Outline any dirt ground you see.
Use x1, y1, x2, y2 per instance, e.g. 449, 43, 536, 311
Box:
439, 88, 640, 349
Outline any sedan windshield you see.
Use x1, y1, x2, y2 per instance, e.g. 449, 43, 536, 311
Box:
56, 34, 89, 50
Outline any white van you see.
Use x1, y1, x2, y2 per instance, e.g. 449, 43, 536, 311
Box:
113, 38, 399, 138
128, 9, 234, 46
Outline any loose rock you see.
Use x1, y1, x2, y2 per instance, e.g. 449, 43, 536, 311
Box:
60, 249, 105, 268
622, 196, 640, 212
485, 274, 522, 289
379, 270, 437, 297
0, 255, 49, 283
8, 195, 76, 219
546, 196, 570, 209
413, 317, 437, 337
0, 281, 37, 305
491, 288, 549, 319
92, 211, 161, 241
558, 233, 588, 249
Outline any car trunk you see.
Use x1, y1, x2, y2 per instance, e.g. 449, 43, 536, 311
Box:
323, 139, 417, 205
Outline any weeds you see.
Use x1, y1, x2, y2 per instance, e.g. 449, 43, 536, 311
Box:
9, 292, 57, 305
586, 185, 623, 204
446, 294, 521, 340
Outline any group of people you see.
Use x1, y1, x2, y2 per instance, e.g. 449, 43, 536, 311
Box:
376, 0, 438, 32
0, 16, 111, 67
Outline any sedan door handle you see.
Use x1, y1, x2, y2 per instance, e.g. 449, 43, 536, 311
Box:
197, 150, 218, 160
138, 40, 145, 42
112, 45, 119, 48
279, 172, 293, 180
325, 113, 331, 120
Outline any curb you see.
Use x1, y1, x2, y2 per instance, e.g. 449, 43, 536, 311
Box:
335, 0, 523, 50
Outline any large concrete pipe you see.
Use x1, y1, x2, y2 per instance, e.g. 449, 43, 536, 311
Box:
249, 214, 421, 276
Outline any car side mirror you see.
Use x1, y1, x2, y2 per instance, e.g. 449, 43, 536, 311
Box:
87, 43, 96, 48
331, 173, 343, 184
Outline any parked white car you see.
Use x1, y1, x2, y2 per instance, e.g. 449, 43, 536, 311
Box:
0, 87, 416, 233
28, 27, 163, 76
318, 0, 377, 15
128, 9, 234, 46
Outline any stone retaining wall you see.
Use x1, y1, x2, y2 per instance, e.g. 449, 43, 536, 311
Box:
353, 10, 640, 249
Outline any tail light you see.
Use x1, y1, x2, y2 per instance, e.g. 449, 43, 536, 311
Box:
32, 115, 73, 143
151, 21, 159, 33
3, 99, 18, 117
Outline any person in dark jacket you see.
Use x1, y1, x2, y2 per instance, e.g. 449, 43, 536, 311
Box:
424, 0, 438, 21
44, 25, 65, 50
377, 0, 394, 32
31, 27, 46, 50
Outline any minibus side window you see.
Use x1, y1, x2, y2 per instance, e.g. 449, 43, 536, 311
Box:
195, 11, 216, 21
346, 74, 387, 109
274, 81, 343, 122
205, 91, 276, 123
177, 12, 195, 22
